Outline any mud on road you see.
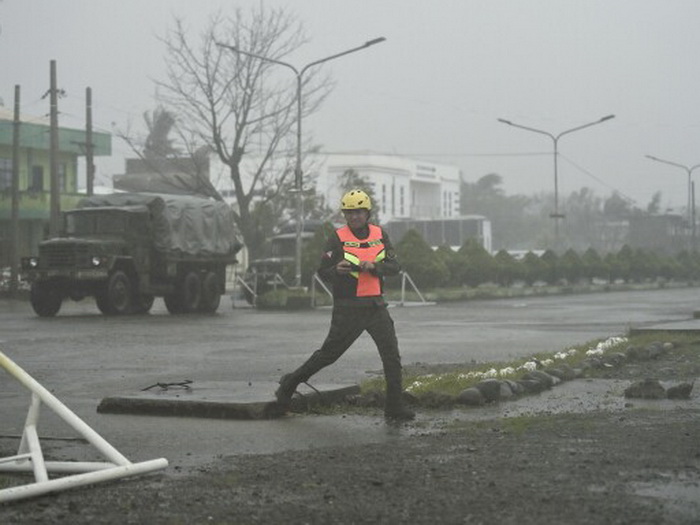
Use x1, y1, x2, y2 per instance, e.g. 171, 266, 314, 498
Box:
2, 338, 700, 524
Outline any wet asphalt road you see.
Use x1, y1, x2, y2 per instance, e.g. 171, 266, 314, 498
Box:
1, 286, 699, 472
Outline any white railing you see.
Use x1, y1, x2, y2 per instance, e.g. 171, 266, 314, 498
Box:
309, 271, 434, 308
0, 351, 168, 503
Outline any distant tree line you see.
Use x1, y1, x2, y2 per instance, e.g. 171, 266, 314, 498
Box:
461, 173, 666, 252
392, 229, 700, 290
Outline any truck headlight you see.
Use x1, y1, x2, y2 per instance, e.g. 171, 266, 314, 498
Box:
91, 256, 103, 267
21, 257, 39, 269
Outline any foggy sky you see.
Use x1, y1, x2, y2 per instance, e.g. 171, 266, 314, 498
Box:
2, 0, 700, 213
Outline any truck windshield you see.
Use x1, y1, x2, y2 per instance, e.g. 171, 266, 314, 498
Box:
65, 212, 128, 235
271, 238, 296, 257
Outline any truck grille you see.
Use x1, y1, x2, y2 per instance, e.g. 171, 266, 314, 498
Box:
40, 244, 91, 268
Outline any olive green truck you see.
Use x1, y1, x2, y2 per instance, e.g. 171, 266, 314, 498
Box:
22, 193, 242, 317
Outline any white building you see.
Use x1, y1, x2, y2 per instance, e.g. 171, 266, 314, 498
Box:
210, 151, 491, 251
312, 152, 461, 224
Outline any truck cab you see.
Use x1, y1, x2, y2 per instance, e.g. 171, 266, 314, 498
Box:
22, 193, 241, 317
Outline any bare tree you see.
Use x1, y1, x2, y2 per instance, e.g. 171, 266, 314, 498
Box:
156, 6, 332, 259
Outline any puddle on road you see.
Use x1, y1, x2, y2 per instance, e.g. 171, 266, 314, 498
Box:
632, 479, 700, 503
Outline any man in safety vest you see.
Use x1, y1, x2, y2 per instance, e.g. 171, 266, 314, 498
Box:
275, 189, 415, 421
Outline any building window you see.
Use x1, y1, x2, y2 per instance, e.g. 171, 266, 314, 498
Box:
0, 158, 11, 191
400, 186, 405, 215
58, 163, 67, 192
382, 184, 387, 212
30, 165, 44, 192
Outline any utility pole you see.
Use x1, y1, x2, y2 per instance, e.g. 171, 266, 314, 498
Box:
693, 181, 696, 251
9, 85, 20, 297
85, 87, 95, 196
49, 60, 60, 236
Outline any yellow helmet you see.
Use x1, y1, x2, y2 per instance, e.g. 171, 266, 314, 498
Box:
341, 189, 372, 211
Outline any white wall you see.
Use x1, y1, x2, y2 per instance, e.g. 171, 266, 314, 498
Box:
313, 153, 460, 223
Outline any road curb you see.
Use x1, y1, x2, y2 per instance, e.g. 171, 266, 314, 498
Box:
97, 384, 361, 420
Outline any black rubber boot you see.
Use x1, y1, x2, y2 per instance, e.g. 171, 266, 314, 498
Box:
384, 368, 415, 421
274, 373, 300, 410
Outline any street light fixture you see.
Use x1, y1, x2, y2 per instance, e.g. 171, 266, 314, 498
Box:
645, 154, 700, 247
497, 114, 615, 246
217, 37, 386, 287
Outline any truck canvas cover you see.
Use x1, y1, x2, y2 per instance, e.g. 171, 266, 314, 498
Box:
78, 193, 240, 257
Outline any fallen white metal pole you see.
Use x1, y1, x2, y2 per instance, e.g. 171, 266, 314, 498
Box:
0, 458, 169, 504
0, 350, 168, 503
0, 351, 130, 466
0, 460, 117, 474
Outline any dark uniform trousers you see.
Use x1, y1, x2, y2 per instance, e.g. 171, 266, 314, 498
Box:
289, 303, 404, 401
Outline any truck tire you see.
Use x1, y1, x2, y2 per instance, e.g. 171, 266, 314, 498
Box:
132, 294, 155, 314
30, 282, 63, 317
199, 271, 221, 313
164, 293, 183, 314
181, 271, 202, 313
97, 271, 133, 315
164, 272, 201, 314
95, 291, 113, 315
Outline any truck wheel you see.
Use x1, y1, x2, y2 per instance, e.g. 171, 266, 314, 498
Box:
30, 282, 63, 317
95, 291, 113, 315
199, 272, 221, 313
164, 293, 183, 314
132, 294, 155, 314
101, 271, 133, 315
181, 272, 202, 313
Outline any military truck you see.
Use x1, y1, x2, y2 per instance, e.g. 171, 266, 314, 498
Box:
21, 193, 242, 317
241, 220, 325, 304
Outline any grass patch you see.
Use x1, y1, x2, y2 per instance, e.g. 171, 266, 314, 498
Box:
360, 332, 700, 399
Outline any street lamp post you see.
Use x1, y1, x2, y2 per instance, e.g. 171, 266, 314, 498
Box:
217, 37, 386, 287
645, 155, 700, 248
497, 114, 615, 247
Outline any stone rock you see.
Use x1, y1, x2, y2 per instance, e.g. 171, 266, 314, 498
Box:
624, 378, 666, 399
457, 387, 485, 406
503, 379, 524, 396
605, 352, 626, 366
667, 382, 694, 400
571, 368, 586, 378
522, 370, 558, 387
499, 382, 513, 399
544, 364, 577, 381
584, 357, 605, 369
626, 345, 648, 360
475, 379, 504, 402
516, 379, 548, 394
646, 342, 666, 360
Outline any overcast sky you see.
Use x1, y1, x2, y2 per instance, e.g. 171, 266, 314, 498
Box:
2, 0, 700, 212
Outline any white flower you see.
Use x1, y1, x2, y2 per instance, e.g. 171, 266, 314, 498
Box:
482, 368, 498, 378
555, 348, 578, 360
499, 366, 515, 376
407, 381, 424, 391
518, 361, 537, 372
585, 335, 627, 356
541, 358, 554, 367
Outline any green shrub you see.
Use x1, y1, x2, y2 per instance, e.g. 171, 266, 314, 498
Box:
395, 229, 450, 289
256, 288, 313, 310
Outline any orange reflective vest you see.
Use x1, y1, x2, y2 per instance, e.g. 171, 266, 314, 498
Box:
336, 224, 387, 297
